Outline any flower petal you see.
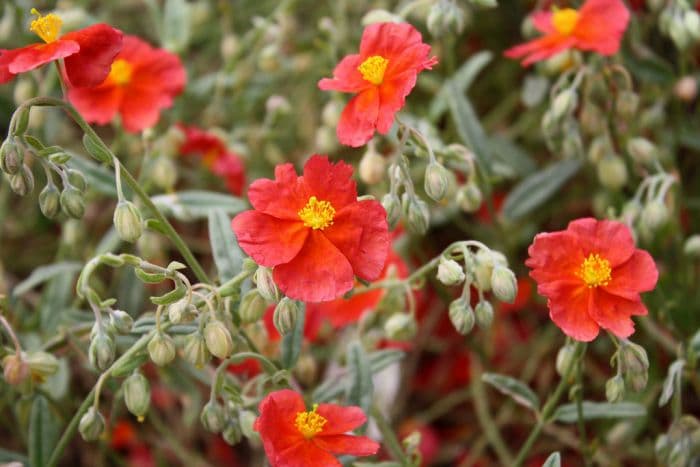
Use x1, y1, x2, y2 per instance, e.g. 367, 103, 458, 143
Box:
336, 87, 380, 147
567, 218, 635, 267
7, 41, 79, 74
62, 24, 123, 87
547, 283, 600, 342
317, 54, 369, 93
589, 290, 646, 339
231, 211, 308, 268
575, 0, 630, 55
526, 230, 583, 286
360, 22, 424, 59
276, 441, 342, 467
301, 155, 357, 211
316, 404, 368, 434
531, 11, 555, 34
604, 250, 658, 300
314, 434, 380, 456
254, 390, 305, 462
247, 163, 310, 220
67, 84, 123, 125
273, 230, 354, 302
504, 34, 577, 66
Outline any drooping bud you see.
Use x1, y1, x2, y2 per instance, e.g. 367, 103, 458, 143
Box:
474, 300, 494, 328
616, 90, 640, 119
0, 139, 22, 175
683, 234, 700, 257
605, 374, 626, 403
404, 195, 430, 235
110, 310, 134, 334
9, 165, 34, 196
2, 354, 30, 386
147, 332, 176, 366
294, 353, 318, 386
203, 320, 234, 359
436, 257, 465, 286
424, 161, 450, 201
223, 420, 243, 445
620, 341, 649, 392
167, 299, 195, 324
182, 332, 211, 368
555, 344, 576, 377
448, 298, 475, 335
89, 332, 116, 371
60, 185, 86, 218
273, 298, 300, 336
150, 155, 177, 191
239, 410, 259, 441
39, 184, 60, 219
627, 137, 657, 166
123, 371, 151, 422
490, 266, 517, 303
114, 201, 143, 243
79, 407, 105, 441
597, 155, 628, 190
25, 351, 59, 383
253, 267, 279, 303
456, 183, 483, 213
201, 401, 226, 433
551, 89, 578, 120
641, 200, 669, 232
384, 312, 417, 340
239, 289, 268, 324
359, 144, 386, 185
220, 33, 239, 61
381, 193, 401, 229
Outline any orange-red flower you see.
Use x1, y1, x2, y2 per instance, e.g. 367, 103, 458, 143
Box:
318, 22, 437, 147
0, 9, 122, 87
526, 218, 658, 342
254, 389, 379, 466
67, 35, 185, 133
232, 155, 390, 302
505, 0, 630, 66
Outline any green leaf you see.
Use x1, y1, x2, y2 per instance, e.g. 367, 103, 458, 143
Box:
162, 0, 191, 52
488, 136, 536, 179
28, 395, 59, 467
659, 359, 686, 407
502, 159, 582, 221
150, 282, 187, 305
207, 209, 244, 282
553, 401, 646, 423
151, 191, 247, 221
67, 154, 116, 196
447, 81, 492, 177
430, 51, 492, 121
346, 342, 373, 414
0, 448, 29, 463
281, 304, 306, 369
482, 373, 540, 411
12, 262, 83, 297
542, 452, 561, 467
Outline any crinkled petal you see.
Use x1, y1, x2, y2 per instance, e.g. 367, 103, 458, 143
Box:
532, 11, 555, 34
375, 71, 414, 134
316, 404, 368, 434
276, 441, 342, 467
67, 84, 123, 125
504, 34, 577, 66
567, 218, 635, 267
7, 41, 79, 74
314, 434, 380, 457
301, 155, 357, 211
231, 211, 308, 268
575, 0, 630, 55
526, 230, 583, 286
254, 390, 305, 462
247, 163, 310, 220
589, 290, 645, 339
336, 87, 380, 147
547, 283, 600, 342
604, 250, 658, 300
273, 230, 354, 302
360, 22, 424, 59
318, 54, 370, 93
62, 24, 123, 87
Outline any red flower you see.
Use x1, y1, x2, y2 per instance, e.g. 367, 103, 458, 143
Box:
505, 0, 630, 66
318, 22, 437, 147
254, 389, 379, 466
0, 9, 122, 86
526, 218, 658, 341
232, 155, 390, 302
67, 35, 186, 133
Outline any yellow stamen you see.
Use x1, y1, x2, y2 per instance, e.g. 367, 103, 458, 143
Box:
578, 253, 612, 288
298, 196, 335, 230
358, 55, 389, 85
552, 8, 580, 36
295, 404, 327, 438
29, 8, 62, 43
108, 59, 133, 86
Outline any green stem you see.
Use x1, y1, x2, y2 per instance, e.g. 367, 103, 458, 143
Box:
574, 350, 592, 466
371, 405, 409, 465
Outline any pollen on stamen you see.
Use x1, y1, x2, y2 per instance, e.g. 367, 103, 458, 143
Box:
298, 196, 336, 230
29, 8, 63, 44
578, 253, 612, 288
358, 55, 389, 85
294, 404, 327, 438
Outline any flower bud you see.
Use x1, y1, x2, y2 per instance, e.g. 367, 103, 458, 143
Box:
404, 195, 430, 235
674, 76, 698, 102
10, 165, 34, 196
683, 234, 700, 257
239, 289, 268, 324
382, 193, 401, 229
107, 309, 133, 334
294, 353, 318, 386
641, 200, 669, 232
114, 201, 143, 243
0, 139, 22, 175
150, 155, 177, 191
597, 155, 628, 190
167, 299, 195, 324
551, 89, 578, 120
490, 266, 517, 303
616, 90, 640, 119
456, 183, 483, 213
39, 184, 61, 218
384, 313, 417, 341
448, 298, 475, 335
258, 44, 280, 72
621, 341, 649, 392
220, 33, 239, 61
580, 104, 605, 135
89, 333, 116, 371
60, 185, 85, 218
201, 401, 226, 433
273, 298, 300, 336
253, 267, 279, 303
183, 332, 211, 368
627, 137, 657, 166
359, 145, 386, 185
685, 10, 700, 40
2, 354, 30, 386
124, 371, 151, 422
474, 301, 494, 328
424, 161, 450, 201
147, 332, 176, 366
79, 407, 105, 441
473, 249, 497, 291
25, 351, 59, 382
605, 374, 625, 403
436, 257, 465, 286
204, 320, 234, 359
239, 410, 259, 440
555, 344, 576, 377
223, 420, 243, 445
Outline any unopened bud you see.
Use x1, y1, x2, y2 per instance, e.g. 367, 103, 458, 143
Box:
294, 353, 318, 386
616, 91, 640, 119
404, 195, 430, 235
60, 185, 85, 218
167, 299, 195, 324
597, 155, 628, 190
10, 165, 34, 196
220, 33, 239, 61
79, 407, 105, 441
124, 371, 151, 422
551, 89, 578, 120
183, 332, 211, 368
641, 200, 669, 232
258, 44, 280, 72
223, 420, 242, 445
456, 183, 483, 213
109, 310, 134, 334
273, 298, 299, 336
474, 301, 494, 328
239, 410, 259, 440
203, 320, 234, 359
684, 10, 700, 39
674, 76, 698, 102
359, 145, 386, 185
683, 234, 700, 257
382, 193, 401, 229
555, 344, 576, 377
147, 332, 176, 366
201, 401, 226, 433
490, 266, 517, 303
25, 351, 59, 383
2, 354, 30, 385
254, 267, 279, 303
114, 201, 143, 243
39, 184, 60, 218
0, 140, 22, 174
580, 104, 605, 135
239, 290, 268, 324
605, 374, 626, 402
149, 156, 177, 191
621, 341, 649, 392
627, 138, 657, 166
89, 333, 116, 371
436, 257, 465, 286
384, 313, 417, 340
424, 161, 450, 201
448, 298, 475, 335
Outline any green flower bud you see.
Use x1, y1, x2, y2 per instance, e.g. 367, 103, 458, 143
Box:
183, 332, 211, 368
114, 201, 143, 243
110, 310, 134, 334
641, 200, 669, 232
597, 155, 628, 190
254, 267, 279, 303
551, 89, 578, 120
490, 266, 517, 303
258, 44, 280, 72
381, 193, 401, 229
273, 298, 300, 336
2, 354, 30, 386
474, 301, 494, 328
359, 144, 386, 185
587, 136, 610, 164
39, 184, 61, 218
223, 420, 242, 446
580, 104, 605, 135
150, 155, 177, 191
685, 10, 700, 40
424, 161, 450, 201
0, 140, 22, 175
555, 344, 576, 377
10, 165, 34, 196
436, 257, 465, 286
124, 371, 151, 422
683, 234, 700, 257
167, 299, 195, 324
627, 137, 657, 166
605, 374, 626, 403
201, 401, 226, 433
203, 320, 234, 359
25, 351, 59, 383
622, 200, 642, 221
60, 185, 85, 219
404, 195, 430, 235
621, 341, 649, 392
89, 333, 116, 371
79, 407, 105, 441
384, 312, 417, 341
239, 410, 259, 441
456, 183, 483, 213
147, 332, 176, 366
448, 298, 475, 335
473, 249, 505, 292
67, 169, 87, 192
239, 289, 268, 324
616, 90, 640, 119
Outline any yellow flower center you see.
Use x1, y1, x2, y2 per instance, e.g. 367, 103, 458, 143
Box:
29, 8, 62, 43
298, 196, 335, 230
552, 8, 580, 36
358, 55, 389, 85
578, 253, 612, 288
108, 59, 133, 86
295, 404, 327, 438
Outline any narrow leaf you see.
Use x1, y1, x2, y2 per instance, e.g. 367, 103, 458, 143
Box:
207, 209, 244, 282
447, 81, 491, 177
430, 51, 492, 120
152, 191, 246, 221
659, 359, 686, 407
12, 262, 82, 297
281, 304, 306, 369
162, 0, 191, 52
482, 373, 540, 411
28, 395, 59, 467
542, 452, 561, 467
553, 401, 646, 423
346, 342, 373, 414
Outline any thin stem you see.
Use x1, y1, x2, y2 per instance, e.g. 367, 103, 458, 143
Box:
575, 353, 593, 466
371, 404, 408, 464
0, 314, 22, 355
